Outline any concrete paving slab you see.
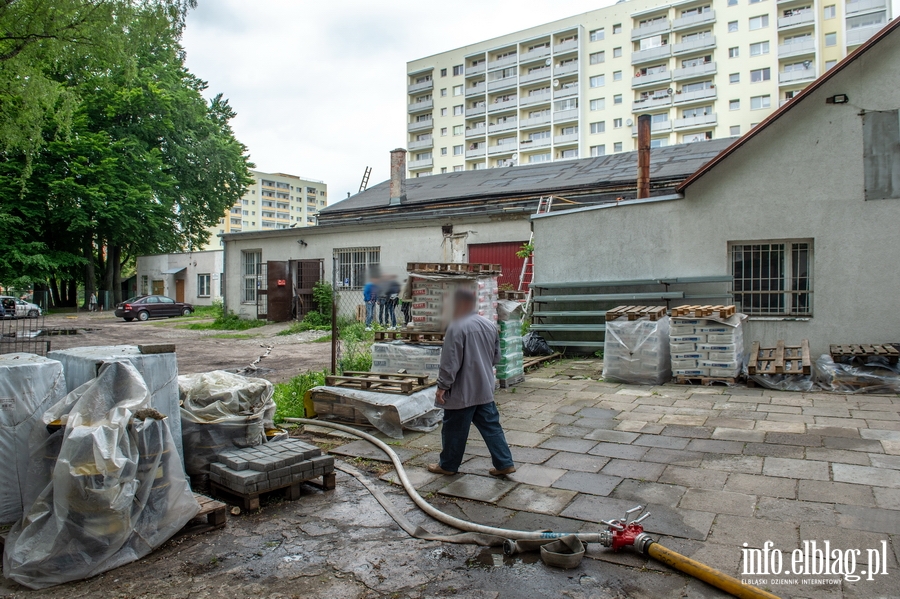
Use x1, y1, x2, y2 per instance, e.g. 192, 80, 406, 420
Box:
583, 429, 639, 443
710, 427, 766, 443
601, 458, 666, 482
724, 473, 798, 499
458, 456, 496, 475
799, 522, 897, 567
509, 446, 557, 464
834, 463, 900, 488
699, 454, 763, 474
797, 480, 875, 506
823, 436, 884, 452
633, 433, 691, 449
551, 425, 596, 438
679, 488, 757, 517
539, 437, 597, 453
551, 471, 622, 496
869, 453, 900, 470
659, 425, 714, 439
502, 510, 586, 533
686, 439, 745, 455
497, 484, 577, 516
503, 430, 550, 448
756, 497, 836, 525
505, 463, 567, 487
834, 503, 900, 534
587, 442, 649, 460
873, 487, 900, 510
543, 451, 608, 473
610, 479, 687, 508
762, 457, 830, 481
742, 441, 805, 459
642, 448, 706, 467
707, 514, 800, 550
860, 429, 900, 441
379, 466, 443, 489
331, 440, 418, 463
805, 447, 871, 466
659, 465, 728, 490
437, 474, 518, 504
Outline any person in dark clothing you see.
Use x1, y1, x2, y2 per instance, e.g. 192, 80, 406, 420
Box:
384, 276, 401, 328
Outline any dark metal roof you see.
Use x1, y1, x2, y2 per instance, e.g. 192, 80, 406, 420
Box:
321, 139, 734, 216
678, 17, 900, 192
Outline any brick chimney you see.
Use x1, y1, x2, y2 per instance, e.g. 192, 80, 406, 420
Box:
636, 114, 651, 199
389, 148, 407, 206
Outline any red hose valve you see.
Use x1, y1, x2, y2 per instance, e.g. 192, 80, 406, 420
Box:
598, 505, 653, 552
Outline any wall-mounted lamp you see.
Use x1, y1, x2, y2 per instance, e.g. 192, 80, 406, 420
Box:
826, 94, 849, 104
297, 239, 308, 247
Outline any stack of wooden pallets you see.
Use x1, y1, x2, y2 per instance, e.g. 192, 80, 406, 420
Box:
830, 344, 900, 365
407, 262, 501, 274
605, 305, 668, 321
670, 305, 736, 319
324, 372, 434, 394
748, 340, 812, 375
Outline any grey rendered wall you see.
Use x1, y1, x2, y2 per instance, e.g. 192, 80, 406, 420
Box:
223, 216, 530, 318
135, 251, 223, 306
533, 31, 900, 356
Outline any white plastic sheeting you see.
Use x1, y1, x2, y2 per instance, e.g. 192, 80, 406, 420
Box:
310, 386, 442, 439
603, 316, 672, 386
178, 371, 276, 479
3, 361, 199, 589
0, 353, 67, 524
48, 346, 183, 463
371, 343, 442, 377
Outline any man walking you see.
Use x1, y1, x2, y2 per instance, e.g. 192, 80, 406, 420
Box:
363, 276, 378, 330
428, 289, 515, 477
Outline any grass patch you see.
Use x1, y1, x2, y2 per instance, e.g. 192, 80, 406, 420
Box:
273, 370, 327, 423
191, 304, 223, 319
185, 312, 267, 331
312, 334, 332, 343
209, 333, 255, 340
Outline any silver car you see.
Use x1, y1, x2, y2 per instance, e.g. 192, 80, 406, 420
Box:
0, 296, 41, 318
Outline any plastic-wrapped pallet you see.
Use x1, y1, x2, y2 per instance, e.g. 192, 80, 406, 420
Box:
669, 314, 744, 379
0, 354, 67, 524
410, 273, 498, 330
371, 342, 442, 377
497, 300, 524, 382
603, 317, 671, 385
47, 345, 183, 463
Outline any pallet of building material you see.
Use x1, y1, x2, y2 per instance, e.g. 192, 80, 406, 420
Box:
605, 305, 668, 322
374, 330, 445, 344
830, 344, 900, 364
670, 305, 736, 318
208, 440, 336, 511
498, 290, 528, 302
674, 376, 739, 387
407, 262, 502, 274
325, 372, 433, 394
498, 374, 525, 389
747, 340, 811, 375
311, 391, 371, 426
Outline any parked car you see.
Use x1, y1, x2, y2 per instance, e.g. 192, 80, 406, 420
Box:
114, 295, 194, 322
0, 296, 41, 318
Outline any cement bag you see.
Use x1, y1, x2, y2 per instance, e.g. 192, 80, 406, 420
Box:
603, 316, 671, 386
0, 353, 67, 524
179, 371, 276, 479
3, 361, 199, 589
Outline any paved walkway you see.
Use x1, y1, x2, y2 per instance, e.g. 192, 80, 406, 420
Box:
331, 358, 900, 599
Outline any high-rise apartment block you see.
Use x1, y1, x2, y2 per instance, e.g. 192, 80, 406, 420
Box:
406, 0, 892, 175
204, 169, 327, 249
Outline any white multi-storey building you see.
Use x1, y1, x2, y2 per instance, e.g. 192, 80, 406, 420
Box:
405, 0, 894, 175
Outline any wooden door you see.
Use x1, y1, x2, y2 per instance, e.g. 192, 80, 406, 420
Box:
265, 260, 292, 322
175, 279, 185, 303
294, 259, 323, 318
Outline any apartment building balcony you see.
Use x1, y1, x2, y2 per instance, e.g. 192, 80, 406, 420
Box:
632, 45, 672, 65
632, 69, 671, 88
673, 35, 716, 55
465, 124, 486, 137
846, 0, 887, 15
407, 120, 433, 132
553, 39, 579, 54
408, 99, 433, 113
408, 79, 433, 93
488, 119, 517, 134
488, 144, 516, 155
488, 76, 517, 91
487, 54, 518, 70
672, 10, 716, 31
778, 67, 816, 84
465, 147, 486, 159
672, 61, 717, 81
466, 104, 486, 117
465, 82, 486, 96
632, 94, 672, 110
778, 37, 815, 57
489, 98, 518, 112
465, 62, 486, 77
521, 90, 551, 106
554, 86, 578, 99
632, 19, 671, 40
520, 67, 551, 84
408, 138, 433, 151
847, 24, 883, 45
553, 109, 579, 123
631, 121, 673, 135
553, 133, 579, 145
778, 11, 815, 30
555, 63, 578, 76
674, 113, 717, 130
520, 45, 551, 64
519, 114, 552, 128
519, 137, 551, 149
407, 158, 433, 169
673, 87, 717, 104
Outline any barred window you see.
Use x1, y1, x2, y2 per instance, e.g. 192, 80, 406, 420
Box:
730, 241, 812, 316
335, 247, 380, 290
242, 250, 261, 303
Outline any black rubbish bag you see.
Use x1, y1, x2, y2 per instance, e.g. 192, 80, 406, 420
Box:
523, 332, 553, 357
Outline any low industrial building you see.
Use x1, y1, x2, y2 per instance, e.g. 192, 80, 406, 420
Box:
532, 18, 900, 355
135, 251, 224, 306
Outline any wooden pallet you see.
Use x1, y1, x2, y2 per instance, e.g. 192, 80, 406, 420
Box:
830, 344, 900, 364
407, 262, 502, 274
524, 352, 561, 370
498, 374, 525, 389
675, 376, 738, 386
605, 305, 668, 322
670, 305, 736, 318
748, 340, 811, 375
374, 330, 445, 344
210, 473, 336, 512
498, 290, 528, 301
325, 371, 434, 394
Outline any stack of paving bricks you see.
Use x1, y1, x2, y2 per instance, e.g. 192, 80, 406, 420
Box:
208, 439, 335, 510
669, 305, 743, 384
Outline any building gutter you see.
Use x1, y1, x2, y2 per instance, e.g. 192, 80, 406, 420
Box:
531, 193, 684, 220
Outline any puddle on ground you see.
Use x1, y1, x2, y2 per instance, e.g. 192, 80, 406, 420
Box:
466, 547, 541, 570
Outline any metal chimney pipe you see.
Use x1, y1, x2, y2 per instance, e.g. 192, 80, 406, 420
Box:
389, 148, 407, 206
636, 114, 651, 199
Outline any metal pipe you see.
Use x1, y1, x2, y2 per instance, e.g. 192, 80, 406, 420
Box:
637, 114, 651, 199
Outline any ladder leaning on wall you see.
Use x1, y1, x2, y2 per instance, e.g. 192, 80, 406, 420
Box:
518, 196, 554, 313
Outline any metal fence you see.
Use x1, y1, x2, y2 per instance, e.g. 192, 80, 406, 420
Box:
0, 314, 50, 356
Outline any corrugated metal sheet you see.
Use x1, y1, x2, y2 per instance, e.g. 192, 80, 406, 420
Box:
468, 242, 527, 289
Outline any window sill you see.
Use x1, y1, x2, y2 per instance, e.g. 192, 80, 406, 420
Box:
745, 316, 811, 322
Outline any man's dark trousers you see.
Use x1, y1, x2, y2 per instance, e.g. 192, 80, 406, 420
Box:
438, 402, 514, 473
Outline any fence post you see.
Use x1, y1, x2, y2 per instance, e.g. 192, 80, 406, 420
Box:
330, 255, 338, 375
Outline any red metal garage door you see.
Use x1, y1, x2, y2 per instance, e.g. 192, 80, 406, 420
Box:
468, 241, 527, 290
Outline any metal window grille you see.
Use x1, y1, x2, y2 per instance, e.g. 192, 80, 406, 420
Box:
730, 241, 812, 316
242, 251, 261, 303
335, 247, 380, 290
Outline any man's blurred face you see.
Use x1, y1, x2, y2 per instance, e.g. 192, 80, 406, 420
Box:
453, 297, 475, 320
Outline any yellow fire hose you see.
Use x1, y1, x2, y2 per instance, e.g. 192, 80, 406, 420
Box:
286, 418, 780, 599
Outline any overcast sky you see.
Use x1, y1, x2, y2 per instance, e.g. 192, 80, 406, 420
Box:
181, 0, 618, 204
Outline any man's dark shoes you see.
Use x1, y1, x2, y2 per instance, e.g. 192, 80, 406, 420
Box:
489, 466, 517, 477
427, 463, 457, 475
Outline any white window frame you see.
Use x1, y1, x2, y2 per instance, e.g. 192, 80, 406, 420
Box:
197, 273, 211, 298
241, 250, 261, 304
729, 240, 813, 316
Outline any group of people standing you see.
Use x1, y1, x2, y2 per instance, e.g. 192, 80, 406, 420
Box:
362, 275, 402, 329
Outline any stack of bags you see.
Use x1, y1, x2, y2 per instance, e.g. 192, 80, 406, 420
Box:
409, 274, 499, 330
370, 343, 442, 377
603, 316, 671, 385
670, 318, 743, 378
497, 319, 524, 382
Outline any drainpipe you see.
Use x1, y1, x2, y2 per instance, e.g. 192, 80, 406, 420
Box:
637, 114, 651, 199
389, 148, 407, 206
221, 237, 227, 318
